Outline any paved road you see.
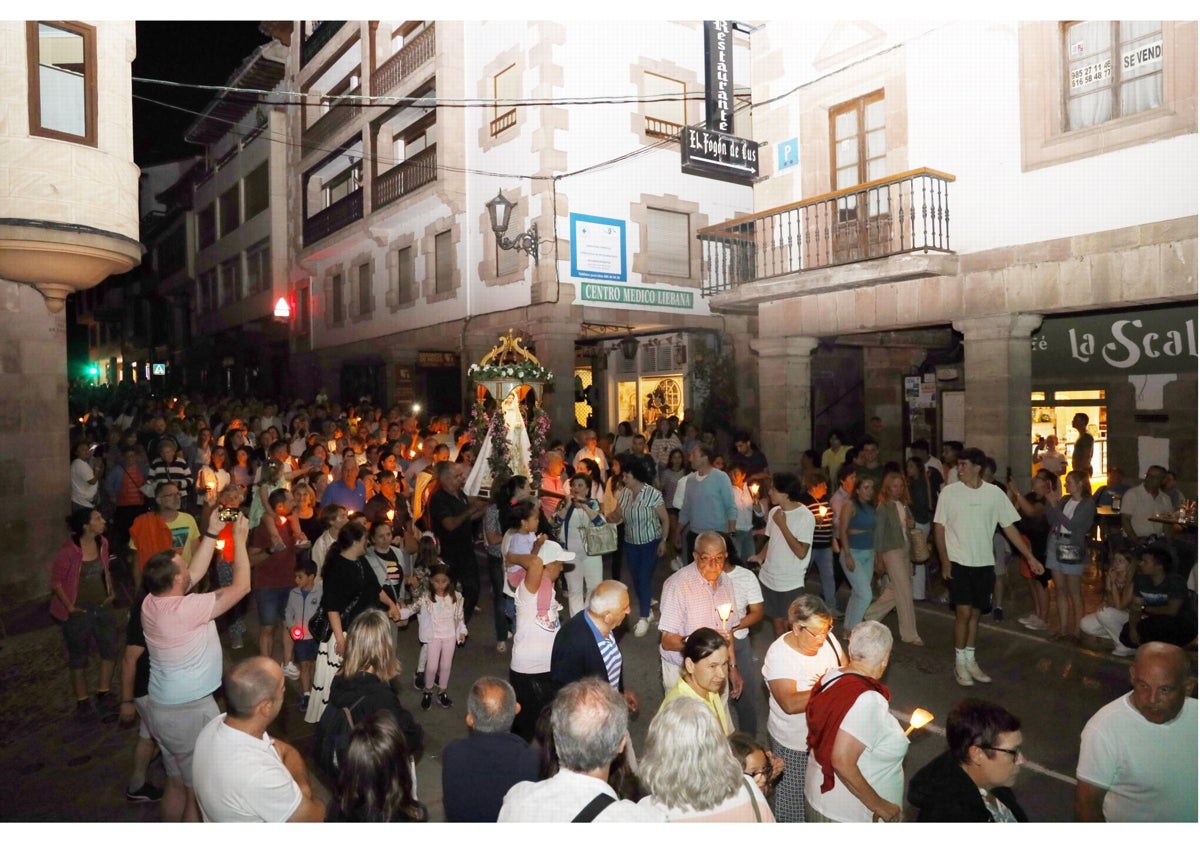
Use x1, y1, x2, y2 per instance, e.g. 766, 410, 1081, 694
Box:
0, 557, 1129, 822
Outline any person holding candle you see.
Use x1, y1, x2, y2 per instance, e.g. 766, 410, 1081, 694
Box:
908, 699, 1028, 822
748, 473, 816, 638
761, 594, 845, 822
804, 620, 907, 822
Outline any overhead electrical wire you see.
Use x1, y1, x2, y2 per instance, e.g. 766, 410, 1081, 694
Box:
132, 80, 754, 184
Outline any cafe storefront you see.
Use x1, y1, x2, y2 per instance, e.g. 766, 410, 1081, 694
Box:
1030, 303, 1197, 492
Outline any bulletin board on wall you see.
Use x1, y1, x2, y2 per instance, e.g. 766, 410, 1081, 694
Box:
941, 391, 965, 444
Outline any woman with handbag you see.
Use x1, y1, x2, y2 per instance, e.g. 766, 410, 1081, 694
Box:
553, 473, 608, 617
305, 522, 404, 723
1041, 470, 1095, 643
862, 472, 923, 645
608, 454, 669, 637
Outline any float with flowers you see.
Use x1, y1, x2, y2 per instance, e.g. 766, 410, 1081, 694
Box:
463, 330, 553, 498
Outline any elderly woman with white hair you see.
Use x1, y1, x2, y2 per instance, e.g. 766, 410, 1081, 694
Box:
637, 698, 775, 822
803, 620, 908, 822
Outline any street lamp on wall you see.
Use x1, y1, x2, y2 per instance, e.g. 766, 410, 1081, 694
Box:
619, 334, 639, 361
486, 189, 538, 264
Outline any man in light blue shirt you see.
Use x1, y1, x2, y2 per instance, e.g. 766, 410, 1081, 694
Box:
677, 445, 737, 562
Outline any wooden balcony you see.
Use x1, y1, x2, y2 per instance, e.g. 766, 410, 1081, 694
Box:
372, 146, 437, 210
698, 168, 956, 296
372, 24, 436, 95
300, 21, 346, 67
646, 116, 684, 139
303, 188, 363, 246
489, 109, 516, 136
302, 85, 360, 158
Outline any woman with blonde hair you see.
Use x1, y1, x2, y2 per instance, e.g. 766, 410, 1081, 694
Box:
863, 471, 923, 645
638, 697, 775, 822
315, 609, 423, 775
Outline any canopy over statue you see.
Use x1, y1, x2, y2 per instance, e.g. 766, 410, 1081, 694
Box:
463, 330, 554, 498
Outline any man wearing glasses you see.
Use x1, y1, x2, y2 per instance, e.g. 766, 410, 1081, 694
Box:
129, 482, 200, 589
908, 699, 1029, 822
658, 531, 740, 697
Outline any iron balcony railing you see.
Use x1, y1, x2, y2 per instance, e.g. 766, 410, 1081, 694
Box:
303, 188, 363, 246
373, 145, 437, 210
697, 168, 955, 296
301, 21, 346, 67
372, 24, 436, 95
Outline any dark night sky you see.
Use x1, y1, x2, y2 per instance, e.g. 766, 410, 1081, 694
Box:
132, 21, 270, 166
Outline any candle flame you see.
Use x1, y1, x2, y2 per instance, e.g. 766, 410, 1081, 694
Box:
215, 539, 226, 550
716, 602, 733, 621
327, 473, 334, 482
386, 509, 395, 521
818, 505, 828, 517
904, 707, 934, 737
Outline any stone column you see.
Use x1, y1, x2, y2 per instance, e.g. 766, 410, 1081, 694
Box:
529, 322, 579, 443
751, 335, 820, 473
953, 313, 1043, 487
0, 282, 70, 602
729, 328, 758, 433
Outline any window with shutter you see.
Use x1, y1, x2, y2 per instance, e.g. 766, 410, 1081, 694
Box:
646, 208, 690, 278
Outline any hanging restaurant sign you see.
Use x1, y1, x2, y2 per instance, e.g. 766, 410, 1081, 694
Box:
682, 21, 759, 186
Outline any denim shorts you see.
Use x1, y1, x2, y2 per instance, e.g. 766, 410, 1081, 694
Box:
253, 587, 291, 626
293, 638, 318, 662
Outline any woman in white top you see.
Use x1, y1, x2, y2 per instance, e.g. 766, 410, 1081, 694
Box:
804, 621, 908, 823
761, 594, 845, 823
505, 514, 570, 742
553, 473, 606, 618
638, 698, 775, 822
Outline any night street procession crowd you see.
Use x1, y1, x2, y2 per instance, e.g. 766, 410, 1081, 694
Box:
54, 383, 1196, 822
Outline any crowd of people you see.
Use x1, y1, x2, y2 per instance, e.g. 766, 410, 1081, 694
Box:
52, 386, 1197, 822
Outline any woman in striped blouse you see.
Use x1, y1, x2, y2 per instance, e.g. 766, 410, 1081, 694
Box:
608, 454, 669, 637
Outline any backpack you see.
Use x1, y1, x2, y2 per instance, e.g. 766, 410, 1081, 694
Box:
313, 695, 366, 778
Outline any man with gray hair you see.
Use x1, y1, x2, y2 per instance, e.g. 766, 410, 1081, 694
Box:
551, 580, 641, 713
192, 657, 324, 822
442, 676, 540, 822
499, 678, 664, 822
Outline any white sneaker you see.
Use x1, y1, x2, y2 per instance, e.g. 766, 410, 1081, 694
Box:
633, 618, 649, 638
965, 657, 992, 683
954, 660, 974, 687
1022, 616, 1048, 631
1111, 644, 1136, 658
281, 662, 300, 680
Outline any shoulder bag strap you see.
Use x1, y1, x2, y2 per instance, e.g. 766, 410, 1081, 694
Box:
743, 777, 763, 823
572, 793, 617, 823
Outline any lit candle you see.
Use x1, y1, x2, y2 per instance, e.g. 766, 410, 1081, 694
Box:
327, 440, 337, 452
290, 625, 304, 641
749, 483, 760, 498
386, 509, 395, 522
327, 473, 334, 483
278, 516, 286, 525
716, 602, 733, 631
903, 708, 935, 737
215, 539, 226, 551
818, 505, 828, 518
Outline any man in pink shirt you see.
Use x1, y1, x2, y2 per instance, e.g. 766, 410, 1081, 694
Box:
140, 512, 252, 822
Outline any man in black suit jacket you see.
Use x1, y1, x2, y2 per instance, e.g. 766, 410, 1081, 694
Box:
441, 676, 541, 822
550, 580, 640, 713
